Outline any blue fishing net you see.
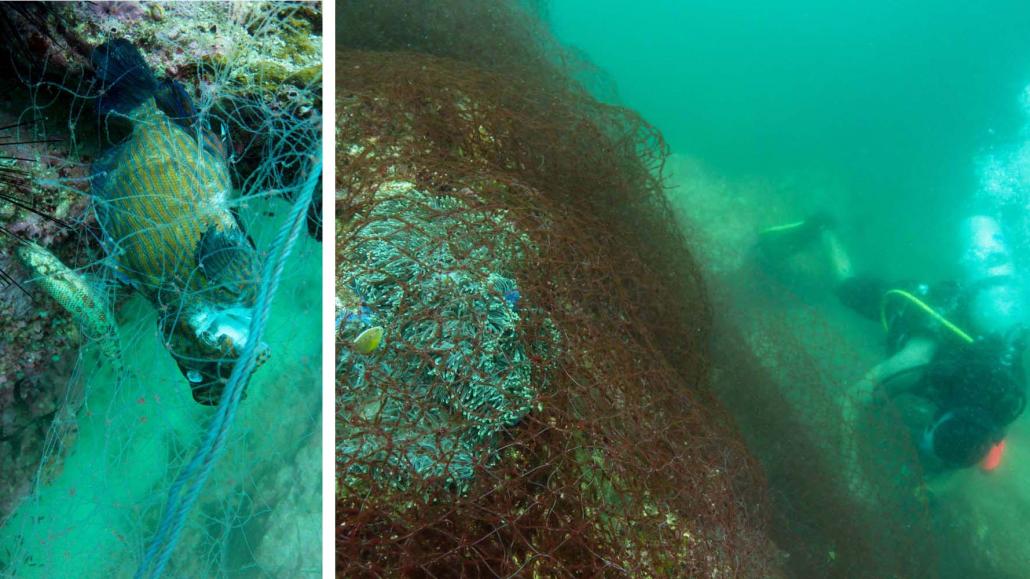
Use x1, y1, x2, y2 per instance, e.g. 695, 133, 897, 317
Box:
0, 3, 322, 577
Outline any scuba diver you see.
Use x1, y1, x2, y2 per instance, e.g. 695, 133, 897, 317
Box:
757, 212, 1028, 474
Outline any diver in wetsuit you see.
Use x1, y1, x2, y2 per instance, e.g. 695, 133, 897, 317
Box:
758, 213, 1028, 472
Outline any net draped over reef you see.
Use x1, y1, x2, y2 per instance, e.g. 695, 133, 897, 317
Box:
336, 2, 990, 577
337, 2, 777, 575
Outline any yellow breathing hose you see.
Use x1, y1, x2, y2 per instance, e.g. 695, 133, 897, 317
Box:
758, 219, 974, 345
759, 220, 807, 234
880, 289, 975, 344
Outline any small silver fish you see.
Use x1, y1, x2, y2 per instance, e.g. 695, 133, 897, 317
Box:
16, 240, 123, 372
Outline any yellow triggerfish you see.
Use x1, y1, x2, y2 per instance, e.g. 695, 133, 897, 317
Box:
90, 39, 267, 404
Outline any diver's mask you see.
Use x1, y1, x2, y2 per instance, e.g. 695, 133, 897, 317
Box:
920, 330, 1028, 467
922, 407, 1002, 468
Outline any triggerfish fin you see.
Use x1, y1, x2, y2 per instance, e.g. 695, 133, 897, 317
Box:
353, 326, 384, 355
196, 225, 259, 301
980, 439, 1006, 472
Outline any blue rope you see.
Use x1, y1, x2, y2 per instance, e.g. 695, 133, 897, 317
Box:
135, 154, 321, 579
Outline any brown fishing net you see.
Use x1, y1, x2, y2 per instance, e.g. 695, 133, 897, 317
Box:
704, 268, 940, 578
336, 2, 779, 576
664, 153, 955, 576
336, 3, 1026, 578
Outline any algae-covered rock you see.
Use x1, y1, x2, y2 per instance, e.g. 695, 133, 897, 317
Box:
65, 1, 321, 111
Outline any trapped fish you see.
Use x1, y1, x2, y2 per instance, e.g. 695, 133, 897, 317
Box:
90, 38, 268, 404
16, 239, 123, 374
352, 325, 384, 354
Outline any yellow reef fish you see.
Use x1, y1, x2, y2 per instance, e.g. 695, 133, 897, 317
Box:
90, 39, 266, 404
352, 325, 385, 355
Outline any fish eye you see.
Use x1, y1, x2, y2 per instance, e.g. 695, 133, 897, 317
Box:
199, 330, 220, 347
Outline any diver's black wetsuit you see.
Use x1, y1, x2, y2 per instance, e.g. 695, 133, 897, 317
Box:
836, 276, 964, 354
836, 275, 1027, 468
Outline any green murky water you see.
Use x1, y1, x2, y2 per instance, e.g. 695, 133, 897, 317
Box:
552, 2, 1030, 576
0, 197, 321, 578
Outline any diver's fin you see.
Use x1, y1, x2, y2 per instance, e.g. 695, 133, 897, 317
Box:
197, 225, 251, 281
756, 212, 836, 261
92, 38, 157, 115
154, 78, 197, 129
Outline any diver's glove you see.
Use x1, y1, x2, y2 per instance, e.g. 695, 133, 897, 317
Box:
756, 211, 837, 261
835, 274, 889, 321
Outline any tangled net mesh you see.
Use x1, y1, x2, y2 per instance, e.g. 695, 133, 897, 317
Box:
0, 3, 321, 577
337, 2, 777, 575
705, 274, 941, 578
663, 149, 962, 577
